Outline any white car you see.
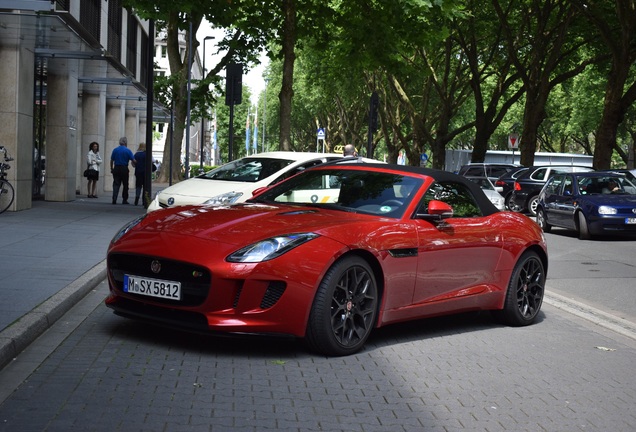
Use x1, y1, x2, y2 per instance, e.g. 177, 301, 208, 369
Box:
465, 176, 506, 211
148, 152, 366, 212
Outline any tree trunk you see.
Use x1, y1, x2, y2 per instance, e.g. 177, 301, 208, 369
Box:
519, 89, 548, 167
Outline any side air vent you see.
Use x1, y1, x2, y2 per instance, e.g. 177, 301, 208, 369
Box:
260, 281, 286, 309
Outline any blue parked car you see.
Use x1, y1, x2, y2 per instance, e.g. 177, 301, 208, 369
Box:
536, 171, 636, 240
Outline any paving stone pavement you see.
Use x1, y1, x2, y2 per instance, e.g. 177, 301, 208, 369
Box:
0, 280, 634, 431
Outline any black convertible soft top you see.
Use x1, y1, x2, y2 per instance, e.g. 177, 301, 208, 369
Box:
315, 159, 500, 217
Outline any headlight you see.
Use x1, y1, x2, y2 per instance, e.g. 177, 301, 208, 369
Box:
111, 215, 145, 244
227, 233, 319, 263
203, 191, 244, 206
598, 206, 617, 215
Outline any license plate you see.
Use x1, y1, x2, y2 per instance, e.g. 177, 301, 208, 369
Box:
626, 217, 636, 224
124, 274, 181, 300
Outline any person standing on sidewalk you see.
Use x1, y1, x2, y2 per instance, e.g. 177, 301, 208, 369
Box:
133, 142, 147, 206
110, 137, 135, 205
86, 141, 102, 198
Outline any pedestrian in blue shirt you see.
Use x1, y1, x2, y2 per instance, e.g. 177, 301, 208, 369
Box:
110, 137, 136, 204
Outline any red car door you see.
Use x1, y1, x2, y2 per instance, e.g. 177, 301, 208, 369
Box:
412, 181, 503, 306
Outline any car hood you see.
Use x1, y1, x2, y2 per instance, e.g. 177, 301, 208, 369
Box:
139, 203, 389, 247
157, 178, 259, 201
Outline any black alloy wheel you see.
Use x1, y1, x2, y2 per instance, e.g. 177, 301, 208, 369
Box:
306, 256, 378, 356
493, 251, 545, 326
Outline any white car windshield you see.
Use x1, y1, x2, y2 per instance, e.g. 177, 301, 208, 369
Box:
200, 157, 295, 182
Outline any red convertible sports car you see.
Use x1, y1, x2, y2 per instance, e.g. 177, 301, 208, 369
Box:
106, 160, 548, 356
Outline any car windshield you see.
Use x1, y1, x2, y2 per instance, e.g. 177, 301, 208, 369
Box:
251, 168, 423, 218
577, 175, 636, 195
199, 157, 295, 182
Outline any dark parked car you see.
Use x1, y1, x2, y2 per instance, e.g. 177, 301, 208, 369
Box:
536, 171, 636, 240
494, 167, 529, 211
511, 165, 594, 216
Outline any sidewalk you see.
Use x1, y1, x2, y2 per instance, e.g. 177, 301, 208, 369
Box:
0, 183, 167, 369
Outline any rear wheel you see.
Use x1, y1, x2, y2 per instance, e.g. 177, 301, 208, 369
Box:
536, 209, 551, 233
577, 211, 592, 240
0, 179, 15, 214
493, 251, 545, 326
506, 194, 522, 212
527, 195, 539, 216
306, 256, 378, 356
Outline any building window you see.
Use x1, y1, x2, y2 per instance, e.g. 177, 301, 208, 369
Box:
161, 45, 167, 58
80, 0, 101, 42
126, 13, 138, 77
107, 0, 123, 61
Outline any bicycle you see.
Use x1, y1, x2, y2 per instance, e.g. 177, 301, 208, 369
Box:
0, 145, 15, 214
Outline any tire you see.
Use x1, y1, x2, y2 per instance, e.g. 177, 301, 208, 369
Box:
527, 195, 539, 216
577, 211, 592, 240
536, 209, 551, 233
493, 251, 545, 326
305, 256, 378, 356
0, 179, 15, 214
506, 194, 522, 212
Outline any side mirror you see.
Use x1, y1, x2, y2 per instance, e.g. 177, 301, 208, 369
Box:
251, 186, 269, 197
416, 200, 454, 221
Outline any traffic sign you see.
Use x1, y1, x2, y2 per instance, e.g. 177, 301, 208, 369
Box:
317, 128, 325, 140
508, 133, 519, 149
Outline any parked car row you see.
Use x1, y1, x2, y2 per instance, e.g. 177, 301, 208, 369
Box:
458, 163, 594, 215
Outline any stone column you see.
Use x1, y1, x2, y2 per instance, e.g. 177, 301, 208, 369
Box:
80, 91, 107, 196
0, 34, 35, 210
46, 59, 79, 202
104, 102, 126, 193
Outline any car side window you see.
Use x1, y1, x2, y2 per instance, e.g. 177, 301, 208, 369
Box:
531, 168, 548, 181
418, 181, 482, 218
562, 176, 574, 195
464, 167, 485, 177
544, 175, 564, 195
489, 167, 510, 178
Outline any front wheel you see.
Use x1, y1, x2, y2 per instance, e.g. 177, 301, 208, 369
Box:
0, 179, 15, 214
306, 256, 378, 356
493, 251, 545, 326
577, 211, 592, 240
536, 209, 551, 233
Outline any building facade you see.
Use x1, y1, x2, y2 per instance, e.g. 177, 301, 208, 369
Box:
0, 0, 164, 210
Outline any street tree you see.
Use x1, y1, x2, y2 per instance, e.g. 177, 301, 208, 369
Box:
573, 0, 636, 169
124, 0, 271, 182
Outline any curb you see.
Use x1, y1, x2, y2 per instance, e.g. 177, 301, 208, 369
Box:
0, 261, 107, 370
544, 290, 636, 341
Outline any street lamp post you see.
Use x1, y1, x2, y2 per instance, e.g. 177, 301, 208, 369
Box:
262, 76, 269, 153
199, 36, 214, 175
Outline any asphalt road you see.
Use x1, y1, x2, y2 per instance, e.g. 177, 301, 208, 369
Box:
0, 230, 635, 431
543, 228, 636, 324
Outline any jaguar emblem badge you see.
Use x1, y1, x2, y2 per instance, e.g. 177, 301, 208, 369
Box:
150, 260, 161, 274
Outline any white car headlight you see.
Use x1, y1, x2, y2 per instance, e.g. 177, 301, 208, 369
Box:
227, 233, 319, 263
203, 191, 244, 206
598, 206, 617, 215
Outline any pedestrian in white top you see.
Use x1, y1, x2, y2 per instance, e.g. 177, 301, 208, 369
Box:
86, 141, 102, 198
